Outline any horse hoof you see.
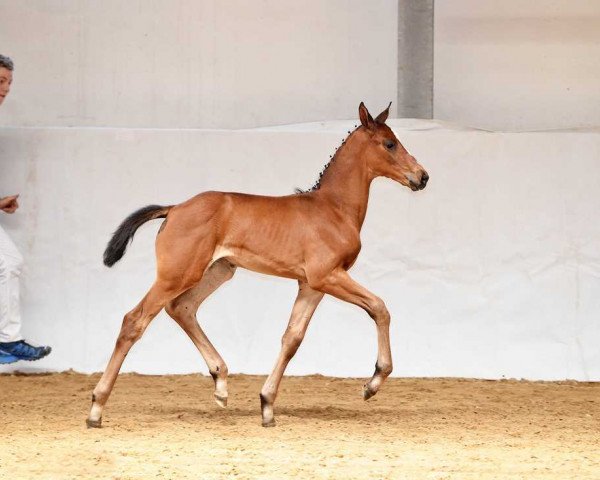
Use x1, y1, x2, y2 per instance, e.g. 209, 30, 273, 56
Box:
86, 418, 102, 428
262, 418, 276, 428
214, 394, 228, 408
363, 385, 376, 401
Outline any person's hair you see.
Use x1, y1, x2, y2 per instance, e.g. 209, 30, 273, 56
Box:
0, 55, 14, 71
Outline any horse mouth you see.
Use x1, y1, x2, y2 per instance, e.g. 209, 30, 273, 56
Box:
409, 181, 426, 191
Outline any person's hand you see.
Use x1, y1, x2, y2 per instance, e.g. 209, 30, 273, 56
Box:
0, 194, 19, 214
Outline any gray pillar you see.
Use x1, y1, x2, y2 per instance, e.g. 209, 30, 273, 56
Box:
397, 0, 434, 118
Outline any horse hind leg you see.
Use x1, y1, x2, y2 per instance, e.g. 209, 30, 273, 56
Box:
87, 279, 186, 428
165, 259, 236, 408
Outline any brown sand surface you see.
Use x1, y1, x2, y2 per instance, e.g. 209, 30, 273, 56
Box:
0, 373, 598, 479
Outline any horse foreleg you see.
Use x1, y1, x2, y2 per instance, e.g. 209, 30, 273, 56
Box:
165, 259, 236, 408
260, 282, 323, 427
311, 268, 393, 400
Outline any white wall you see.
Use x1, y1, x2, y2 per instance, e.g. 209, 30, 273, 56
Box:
1, 2, 599, 381
1, 120, 599, 381
434, 0, 600, 131
4, 1, 599, 132
0, 0, 398, 129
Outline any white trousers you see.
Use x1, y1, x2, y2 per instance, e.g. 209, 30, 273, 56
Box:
0, 224, 24, 343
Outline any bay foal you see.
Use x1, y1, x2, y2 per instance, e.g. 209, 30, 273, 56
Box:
87, 102, 428, 428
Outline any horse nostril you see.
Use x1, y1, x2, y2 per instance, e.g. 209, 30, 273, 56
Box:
419, 172, 429, 189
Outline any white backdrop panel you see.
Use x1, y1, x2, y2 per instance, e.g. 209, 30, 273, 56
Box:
434, 0, 600, 131
0, 120, 599, 380
0, 0, 397, 129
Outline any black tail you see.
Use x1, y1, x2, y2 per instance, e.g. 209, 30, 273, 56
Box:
103, 204, 171, 267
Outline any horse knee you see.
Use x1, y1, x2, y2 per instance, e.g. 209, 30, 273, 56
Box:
368, 297, 390, 325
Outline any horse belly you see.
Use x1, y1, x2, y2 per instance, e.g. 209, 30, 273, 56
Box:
211, 245, 306, 281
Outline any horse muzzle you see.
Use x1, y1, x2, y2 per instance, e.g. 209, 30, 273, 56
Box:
409, 171, 429, 191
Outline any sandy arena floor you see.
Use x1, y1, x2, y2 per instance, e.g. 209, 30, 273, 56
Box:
0, 373, 598, 479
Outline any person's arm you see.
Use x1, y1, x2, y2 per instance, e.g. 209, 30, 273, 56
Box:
0, 194, 19, 214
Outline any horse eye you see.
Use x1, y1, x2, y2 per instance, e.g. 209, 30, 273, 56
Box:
385, 140, 395, 150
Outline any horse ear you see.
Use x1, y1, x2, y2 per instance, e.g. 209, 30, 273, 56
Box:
375, 102, 392, 124
359, 102, 375, 130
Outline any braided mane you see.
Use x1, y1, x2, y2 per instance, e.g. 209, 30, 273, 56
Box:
295, 125, 359, 194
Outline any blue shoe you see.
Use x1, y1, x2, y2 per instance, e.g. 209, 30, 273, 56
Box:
0, 340, 51, 362
0, 351, 18, 364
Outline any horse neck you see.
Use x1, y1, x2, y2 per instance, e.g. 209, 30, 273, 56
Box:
315, 133, 373, 229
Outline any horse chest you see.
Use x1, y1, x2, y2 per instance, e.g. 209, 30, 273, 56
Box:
317, 228, 362, 267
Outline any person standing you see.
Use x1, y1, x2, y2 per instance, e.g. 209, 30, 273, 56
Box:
0, 54, 51, 364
